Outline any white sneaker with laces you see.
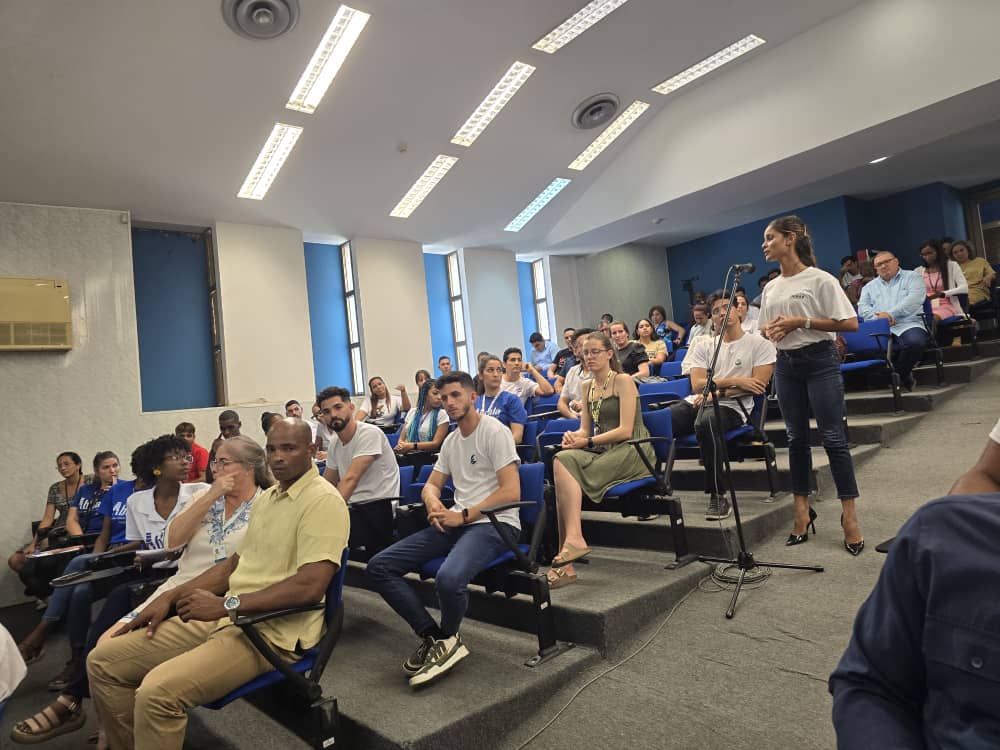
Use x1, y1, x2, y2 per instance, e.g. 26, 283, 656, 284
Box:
408, 634, 469, 687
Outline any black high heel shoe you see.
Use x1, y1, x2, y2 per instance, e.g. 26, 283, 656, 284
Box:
786, 507, 817, 546
841, 513, 865, 556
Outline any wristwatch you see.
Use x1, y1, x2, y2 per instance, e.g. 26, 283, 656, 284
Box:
804, 317, 812, 329
461, 507, 470, 524
224, 594, 241, 624
587, 436, 594, 448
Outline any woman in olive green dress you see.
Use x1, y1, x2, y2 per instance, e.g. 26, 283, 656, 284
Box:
548, 332, 654, 588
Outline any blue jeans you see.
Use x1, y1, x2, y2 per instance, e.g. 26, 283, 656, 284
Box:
42, 553, 96, 635
775, 340, 859, 500
367, 523, 515, 637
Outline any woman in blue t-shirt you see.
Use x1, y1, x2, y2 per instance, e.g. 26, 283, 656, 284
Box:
66, 452, 120, 538
474, 354, 527, 444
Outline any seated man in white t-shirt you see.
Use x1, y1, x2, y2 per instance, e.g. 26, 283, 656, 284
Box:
500, 347, 554, 405
367, 371, 520, 688
318, 386, 400, 504
669, 290, 776, 521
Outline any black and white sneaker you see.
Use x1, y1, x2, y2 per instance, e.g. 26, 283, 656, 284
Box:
408, 634, 469, 687
403, 636, 435, 677
705, 494, 732, 521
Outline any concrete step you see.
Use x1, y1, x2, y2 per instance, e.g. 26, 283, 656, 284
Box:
842, 382, 967, 415
764, 413, 923, 447
668, 444, 881, 494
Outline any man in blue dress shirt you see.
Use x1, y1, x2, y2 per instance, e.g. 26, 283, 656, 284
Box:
528, 332, 559, 371
857, 252, 928, 391
829, 416, 1000, 748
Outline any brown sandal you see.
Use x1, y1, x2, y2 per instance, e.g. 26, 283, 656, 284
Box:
546, 567, 578, 589
11, 695, 86, 744
551, 542, 591, 568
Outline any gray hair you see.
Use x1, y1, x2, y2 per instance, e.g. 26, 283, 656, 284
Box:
216, 435, 273, 489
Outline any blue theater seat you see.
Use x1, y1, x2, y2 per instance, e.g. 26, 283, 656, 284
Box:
840, 317, 903, 411
417, 463, 572, 666
203, 548, 351, 750
638, 379, 691, 411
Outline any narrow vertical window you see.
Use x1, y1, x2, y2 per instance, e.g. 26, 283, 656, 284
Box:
447, 252, 469, 371
531, 259, 550, 340
342, 242, 363, 395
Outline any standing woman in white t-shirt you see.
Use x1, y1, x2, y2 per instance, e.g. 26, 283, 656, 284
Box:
357, 376, 412, 427
760, 216, 865, 556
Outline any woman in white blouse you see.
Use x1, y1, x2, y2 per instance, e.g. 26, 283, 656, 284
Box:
357, 376, 412, 427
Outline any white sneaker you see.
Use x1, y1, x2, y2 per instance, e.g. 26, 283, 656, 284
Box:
408, 634, 469, 687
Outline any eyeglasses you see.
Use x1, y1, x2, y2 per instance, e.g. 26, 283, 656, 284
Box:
581, 348, 610, 358
209, 458, 241, 469
165, 454, 193, 464
873, 258, 897, 268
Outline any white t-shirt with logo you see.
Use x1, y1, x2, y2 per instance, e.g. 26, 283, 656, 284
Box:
329, 421, 400, 504
126, 482, 209, 552
685, 333, 776, 421
759, 267, 857, 350
501, 377, 540, 405
433, 415, 521, 530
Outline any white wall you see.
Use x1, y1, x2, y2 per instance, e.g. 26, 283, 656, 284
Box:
352, 237, 432, 396
462, 247, 523, 359
214, 222, 313, 405
551, 244, 673, 331
0, 203, 290, 605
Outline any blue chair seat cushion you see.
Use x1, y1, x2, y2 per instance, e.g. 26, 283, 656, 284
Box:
419, 545, 529, 580
204, 650, 317, 708
840, 360, 884, 372
604, 476, 657, 499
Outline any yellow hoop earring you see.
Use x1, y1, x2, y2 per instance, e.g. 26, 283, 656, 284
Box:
153, 468, 162, 476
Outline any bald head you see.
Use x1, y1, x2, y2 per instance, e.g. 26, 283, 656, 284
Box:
266, 418, 316, 488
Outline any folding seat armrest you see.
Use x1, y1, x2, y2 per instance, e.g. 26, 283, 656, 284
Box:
349, 495, 402, 507
625, 436, 672, 478
234, 602, 325, 627
481, 501, 535, 516
527, 410, 561, 421
646, 398, 681, 411
481, 505, 536, 571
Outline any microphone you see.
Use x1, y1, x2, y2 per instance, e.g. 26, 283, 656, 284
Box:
731, 262, 756, 274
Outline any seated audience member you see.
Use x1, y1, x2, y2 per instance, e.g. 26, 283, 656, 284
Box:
395, 381, 449, 462
686, 305, 711, 344
175, 422, 208, 483
548, 332, 654, 588
919, 239, 969, 328
356, 376, 411, 428
15, 452, 119, 665
501, 347, 554, 405
634, 318, 667, 367
312, 404, 333, 459
829, 415, 1000, 748
414, 369, 432, 389
528, 332, 559, 370
648, 305, 685, 348
438, 355, 452, 375
367, 371, 520, 687
556, 328, 594, 417
844, 259, 876, 306
87, 419, 349, 750
260, 411, 282, 435
736, 288, 759, 324
735, 294, 758, 335
668, 291, 776, 520
320, 386, 400, 503
751, 275, 769, 307
207, 410, 243, 481
8, 452, 87, 593
547, 328, 577, 379
284, 400, 303, 418
858, 252, 928, 392
940, 235, 955, 258
10, 439, 265, 745
609, 321, 651, 379
476, 355, 527, 444
951, 239, 996, 308
840, 255, 862, 289
597, 315, 612, 337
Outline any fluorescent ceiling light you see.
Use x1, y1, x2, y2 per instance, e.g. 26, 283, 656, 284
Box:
869, 156, 890, 164
451, 61, 536, 147
237, 122, 303, 200
567, 100, 649, 171
390, 155, 459, 218
532, 0, 632, 54
505, 178, 571, 232
286, 4, 370, 114
652, 34, 766, 95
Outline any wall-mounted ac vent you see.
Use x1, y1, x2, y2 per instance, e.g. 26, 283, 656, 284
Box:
0, 277, 72, 351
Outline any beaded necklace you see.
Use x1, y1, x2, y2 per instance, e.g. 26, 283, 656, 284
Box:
588, 370, 615, 435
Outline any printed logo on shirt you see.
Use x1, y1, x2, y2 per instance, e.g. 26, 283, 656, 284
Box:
144, 530, 166, 550
791, 293, 810, 300
470, 454, 478, 465
112, 500, 127, 519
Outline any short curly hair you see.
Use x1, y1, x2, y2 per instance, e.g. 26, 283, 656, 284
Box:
133, 434, 190, 484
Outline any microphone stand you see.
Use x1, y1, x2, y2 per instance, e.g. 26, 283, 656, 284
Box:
696, 266, 823, 618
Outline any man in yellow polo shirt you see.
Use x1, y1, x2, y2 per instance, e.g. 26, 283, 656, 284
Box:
87, 419, 349, 750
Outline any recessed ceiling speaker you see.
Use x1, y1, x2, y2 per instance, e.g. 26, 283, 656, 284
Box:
222, 0, 299, 40
571, 93, 620, 130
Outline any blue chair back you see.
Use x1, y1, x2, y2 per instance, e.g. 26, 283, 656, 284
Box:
659, 361, 683, 378
540, 418, 580, 437
386, 432, 400, 448
530, 394, 560, 414
639, 378, 691, 398
325, 548, 351, 623
397, 464, 414, 495
640, 409, 674, 462
518, 463, 545, 526
673, 347, 688, 363
416, 464, 435, 483
842, 317, 890, 356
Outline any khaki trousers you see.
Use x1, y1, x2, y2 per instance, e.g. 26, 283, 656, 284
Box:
87, 616, 294, 750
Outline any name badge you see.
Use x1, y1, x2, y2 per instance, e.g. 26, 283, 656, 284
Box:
213, 545, 227, 563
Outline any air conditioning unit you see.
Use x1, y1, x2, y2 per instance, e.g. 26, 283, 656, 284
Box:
0, 277, 73, 351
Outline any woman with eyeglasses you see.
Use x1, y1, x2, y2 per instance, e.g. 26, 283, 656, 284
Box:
547, 332, 654, 589
11, 438, 265, 745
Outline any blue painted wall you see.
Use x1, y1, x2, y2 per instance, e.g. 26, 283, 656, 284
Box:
423, 253, 456, 374
304, 242, 352, 393
665, 197, 853, 321
981, 199, 1000, 225
131, 228, 216, 411
517, 261, 538, 349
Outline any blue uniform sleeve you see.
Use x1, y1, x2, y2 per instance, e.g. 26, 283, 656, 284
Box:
69, 485, 88, 510
829, 513, 928, 748
506, 393, 527, 425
